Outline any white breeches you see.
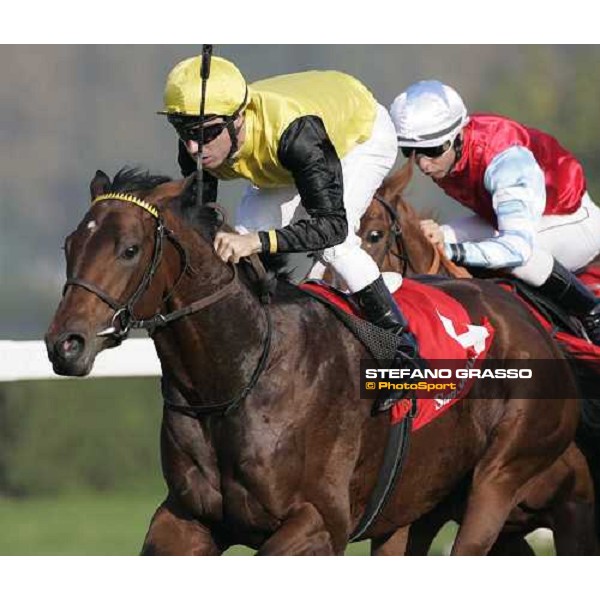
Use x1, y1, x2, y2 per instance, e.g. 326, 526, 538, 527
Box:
442, 193, 600, 286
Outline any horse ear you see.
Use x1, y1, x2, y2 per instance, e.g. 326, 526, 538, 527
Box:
182, 174, 195, 194
148, 176, 193, 204
398, 160, 413, 192
391, 160, 414, 208
90, 170, 111, 201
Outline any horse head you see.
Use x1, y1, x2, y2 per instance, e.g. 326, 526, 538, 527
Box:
358, 160, 443, 276
45, 168, 225, 376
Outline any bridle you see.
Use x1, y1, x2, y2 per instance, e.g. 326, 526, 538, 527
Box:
372, 193, 407, 276
373, 193, 476, 279
373, 193, 441, 277
63, 193, 210, 340
62, 192, 272, 417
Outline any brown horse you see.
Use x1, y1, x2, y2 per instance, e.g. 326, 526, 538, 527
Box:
359, 161, 454, 279
358, 161, 600, 555
45, 168, 586, 555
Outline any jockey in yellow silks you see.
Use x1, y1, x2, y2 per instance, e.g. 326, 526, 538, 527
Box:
160, 55, 417, 355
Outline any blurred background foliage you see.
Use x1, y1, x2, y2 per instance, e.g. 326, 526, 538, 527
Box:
0, 45, 593, 554
0, 379, 163, 496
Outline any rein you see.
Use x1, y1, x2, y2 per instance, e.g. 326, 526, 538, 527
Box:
163, 305, 273, 418
374, 193, 409, 277
62, 192, 272, 417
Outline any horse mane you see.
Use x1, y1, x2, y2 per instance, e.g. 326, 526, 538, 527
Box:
175, 180, 224, 241
176, 177, 295, 291
110, 167, 172, 194
105, 169, 221, 244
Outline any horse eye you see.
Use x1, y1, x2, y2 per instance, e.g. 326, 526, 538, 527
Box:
121, 245, 140, 260
367, 231, 384, 244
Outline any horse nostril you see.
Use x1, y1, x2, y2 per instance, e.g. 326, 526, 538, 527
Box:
56, 333, 86, 361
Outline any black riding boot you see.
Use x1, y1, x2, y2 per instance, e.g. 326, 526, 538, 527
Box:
352, 275, 418, 357
537, 259, 600, 345
352, 276, 420, 413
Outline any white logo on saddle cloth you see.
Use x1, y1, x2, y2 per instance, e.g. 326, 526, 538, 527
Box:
436, 310, 489, 355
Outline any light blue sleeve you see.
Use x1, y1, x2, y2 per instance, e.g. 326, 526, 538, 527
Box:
444, 146, 546, 269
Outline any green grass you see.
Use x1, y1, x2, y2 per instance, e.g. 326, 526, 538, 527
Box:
223, 541, 373, 556
0, 492, 552, 555
0, 491, 163, 555
0, 491, 375, 555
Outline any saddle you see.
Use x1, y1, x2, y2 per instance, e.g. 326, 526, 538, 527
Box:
499, 278, 587, 340
299, 278, 494, 412
302, 283, 399, 358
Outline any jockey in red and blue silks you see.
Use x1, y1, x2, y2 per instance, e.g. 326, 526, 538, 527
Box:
390, 80, 600, 345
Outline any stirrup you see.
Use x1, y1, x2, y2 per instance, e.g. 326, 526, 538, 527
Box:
581, 306, 600, 345
397, 330, 419, 359
371, 334, 425, 415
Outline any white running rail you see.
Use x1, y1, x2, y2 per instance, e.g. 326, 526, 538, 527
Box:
0, 339, 161, 382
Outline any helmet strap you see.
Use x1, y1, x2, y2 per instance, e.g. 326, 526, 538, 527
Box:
225, 119, 240, 160
451, 133, 464, 169
223, 86, 248, 160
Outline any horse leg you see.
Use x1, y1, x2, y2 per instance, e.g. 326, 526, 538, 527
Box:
406, 523, 444, 555
372, 497, 456, 556
451, 472, 529, 556
451, 425, 567, 555
553, 500, 597, 555
488, 533, 534, 555
373, 520, 538, 557
407, 490, 470, 556
141, 496, 225, 556
256, 503, 338, 555
371, 527, 409, 556
529, 444, 597, 555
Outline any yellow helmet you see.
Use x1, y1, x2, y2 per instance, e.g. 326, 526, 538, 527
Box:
161, 55, 248, 118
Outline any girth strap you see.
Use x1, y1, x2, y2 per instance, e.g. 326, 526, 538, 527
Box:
349, 400, 416, 542
299, 285, 418, 540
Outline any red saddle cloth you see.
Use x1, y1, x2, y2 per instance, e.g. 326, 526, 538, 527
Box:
578, 264, 600, 298
300, 279, 495, 429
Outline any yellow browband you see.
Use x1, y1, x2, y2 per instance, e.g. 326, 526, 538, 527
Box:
92, 193, 159, 219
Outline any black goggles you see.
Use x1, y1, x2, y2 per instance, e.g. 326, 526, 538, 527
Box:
166, 87, 248, 146
173, 120, 229, 144
400, 140, 452, 159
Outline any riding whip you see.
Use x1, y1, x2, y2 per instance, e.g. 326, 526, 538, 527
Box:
196, 44, 213, 206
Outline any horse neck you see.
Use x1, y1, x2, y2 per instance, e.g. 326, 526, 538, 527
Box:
150, 216, 267, 408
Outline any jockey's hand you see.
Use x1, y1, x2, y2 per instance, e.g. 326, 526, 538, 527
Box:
214, 231, 262, 264
420, 219, 445, 249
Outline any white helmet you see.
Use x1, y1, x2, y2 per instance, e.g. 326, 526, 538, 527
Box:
390, 80, 469, 148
